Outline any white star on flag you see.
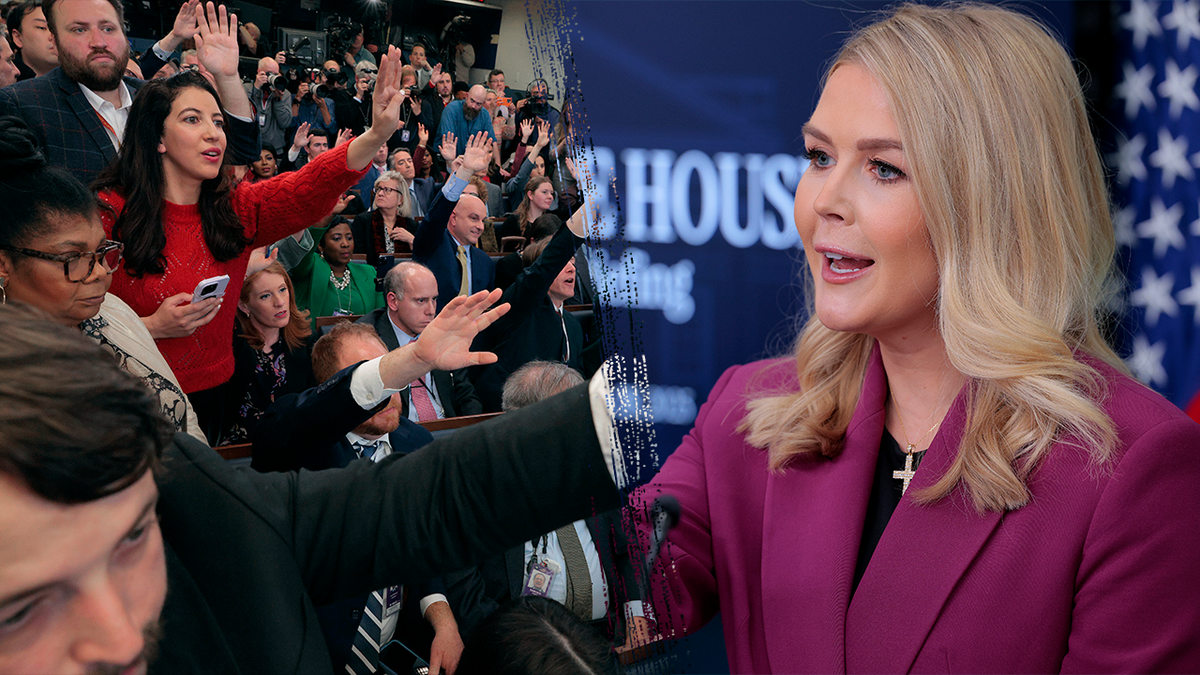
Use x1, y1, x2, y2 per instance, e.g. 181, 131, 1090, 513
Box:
1158, 60, 1200, 118
1114, 62, 1157, 119
1121, 0, 1163, 50
1136, 198, 1186, 256
1127, 333, 1169, 387
1163, 0, 1200, 49
1149, 128, 1194, 187
1113, 133, 1149, 185
1115, 205, 1139, 248
1175, 267, 1200, 323
1132, 267, 1179, 326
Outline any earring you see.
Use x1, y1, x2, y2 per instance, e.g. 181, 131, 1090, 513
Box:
0, 277, 7, 305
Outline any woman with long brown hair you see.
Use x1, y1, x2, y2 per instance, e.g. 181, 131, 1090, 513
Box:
93, 46, 411, 439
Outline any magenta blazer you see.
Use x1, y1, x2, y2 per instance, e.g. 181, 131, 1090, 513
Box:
635, 346, 1200, 673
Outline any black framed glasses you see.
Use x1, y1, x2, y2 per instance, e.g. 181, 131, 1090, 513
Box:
374, 186, 402, 195
0, 241, 124, 282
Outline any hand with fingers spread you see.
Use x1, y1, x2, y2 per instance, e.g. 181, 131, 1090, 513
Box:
532, 119, 551, 153
418, 123, 430, 147
334, 128, 353, 148
440, 133, 458, 162
194, 2, 239, 79
410, 289, 508, 372
519, 118, 533, 145
456, 132, 492, 177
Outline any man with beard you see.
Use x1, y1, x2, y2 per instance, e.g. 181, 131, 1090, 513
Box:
436, 83, 494, 158
0, 28, 23, 88
0, 0, 258, 182
0, 292, 622, 674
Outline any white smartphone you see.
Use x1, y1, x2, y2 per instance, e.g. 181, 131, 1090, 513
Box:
191, 274, 231, 304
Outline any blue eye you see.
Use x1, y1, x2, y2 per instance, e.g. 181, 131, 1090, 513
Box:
870, 159, 906, 181
804, 148, 832, 168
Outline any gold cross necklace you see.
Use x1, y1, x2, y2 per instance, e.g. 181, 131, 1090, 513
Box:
891, 396, 943, 496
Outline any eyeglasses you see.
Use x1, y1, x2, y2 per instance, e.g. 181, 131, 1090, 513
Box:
0, 241, 124, 282
374, 186, 402, 195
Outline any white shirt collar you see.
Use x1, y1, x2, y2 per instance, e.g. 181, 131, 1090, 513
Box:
78, 81, 133, 112
346, 431, 392, 462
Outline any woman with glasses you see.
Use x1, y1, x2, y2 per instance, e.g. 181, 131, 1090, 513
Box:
351, 171, 416, 265
91, 45, 410, 441
0, 116, 205, 443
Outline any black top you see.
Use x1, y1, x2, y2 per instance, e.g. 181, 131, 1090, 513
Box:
853, 429, 927, 594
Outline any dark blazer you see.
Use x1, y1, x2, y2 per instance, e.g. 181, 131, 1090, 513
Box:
412, 190, 496, 312
350, 211, 419, 266
632, 349, 1200, 673
0, 68, 260, 184
445, 509, 643, 643
249, 363, 434, 473
357, 308, 483, 418
149, 383, 621, 674
410, 176, 437, 216
470, 223, 584, 412
217, 331, 318, 444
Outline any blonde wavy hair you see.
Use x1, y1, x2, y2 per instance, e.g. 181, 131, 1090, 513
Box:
741, 3, 1125, 513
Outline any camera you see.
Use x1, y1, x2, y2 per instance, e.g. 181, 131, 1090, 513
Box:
261, 74, 288, 93
407, 85, 421, 98
326, 18, 361, 59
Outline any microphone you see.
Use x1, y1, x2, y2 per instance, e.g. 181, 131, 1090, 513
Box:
643, 494, 681, 577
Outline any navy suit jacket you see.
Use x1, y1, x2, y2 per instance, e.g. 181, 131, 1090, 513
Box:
470, 223, 584, 412
0, 68, 260, 184
412, 190, 495, 312
249, 362, 434, 473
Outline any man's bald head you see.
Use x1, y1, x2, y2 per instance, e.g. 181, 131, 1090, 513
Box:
448, 195, 487, 247
463, 85, 487, 120
257, 57, 279, 75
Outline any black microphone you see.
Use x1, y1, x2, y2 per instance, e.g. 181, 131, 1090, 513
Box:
643, 494, 681, 577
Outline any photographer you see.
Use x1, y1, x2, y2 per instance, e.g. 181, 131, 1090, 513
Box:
342, 24, 376, 69
391, 65, 431, 153
320, 60, 367, 137
249, 56, 293, 156
511, 79, 559, 163
291, 75, 337, 139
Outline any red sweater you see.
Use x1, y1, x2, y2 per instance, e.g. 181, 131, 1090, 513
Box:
102, 143, 367, 393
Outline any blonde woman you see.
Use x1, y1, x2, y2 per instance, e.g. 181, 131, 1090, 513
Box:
632, 4, 1200, 672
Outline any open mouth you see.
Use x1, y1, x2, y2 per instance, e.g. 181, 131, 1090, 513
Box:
825, 252, 874, 274
202, 149, 222, 161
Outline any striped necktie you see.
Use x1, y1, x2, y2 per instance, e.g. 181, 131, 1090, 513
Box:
346, 590, 385, 674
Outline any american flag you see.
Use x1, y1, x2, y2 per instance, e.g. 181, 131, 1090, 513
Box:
1111, 0, 1200, 410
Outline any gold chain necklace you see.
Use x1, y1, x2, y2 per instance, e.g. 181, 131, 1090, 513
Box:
891, 395, 944, 496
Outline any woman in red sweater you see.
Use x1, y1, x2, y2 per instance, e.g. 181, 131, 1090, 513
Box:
95, 47, 411, 439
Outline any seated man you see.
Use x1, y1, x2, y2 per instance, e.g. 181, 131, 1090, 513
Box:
0, 295, 622, 674
414, 132, 497, 312
470, 212, 587, 412
391, 146, 436, 218
447, 362, 651, 653
358, 262, 483, 421
251, 321, 459, 674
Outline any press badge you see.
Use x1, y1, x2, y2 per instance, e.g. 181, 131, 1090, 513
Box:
400, 129, 411, 142
384, 585, 403, 617
257, 113, 266, 127
522, 558, 560, 597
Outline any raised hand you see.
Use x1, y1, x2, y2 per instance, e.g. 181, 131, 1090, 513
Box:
163, 0, 199, 50
411, 289, 508, 371
440, 132, 458, 162
193, 2, 239, 79
533, 119, 551, 150
417, 122, 429, 146
244, 246, 278, 278
519, 118, 533, 144
291, 122, 311, 151
334, 128, 353, 147
458, 132, 492, 175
